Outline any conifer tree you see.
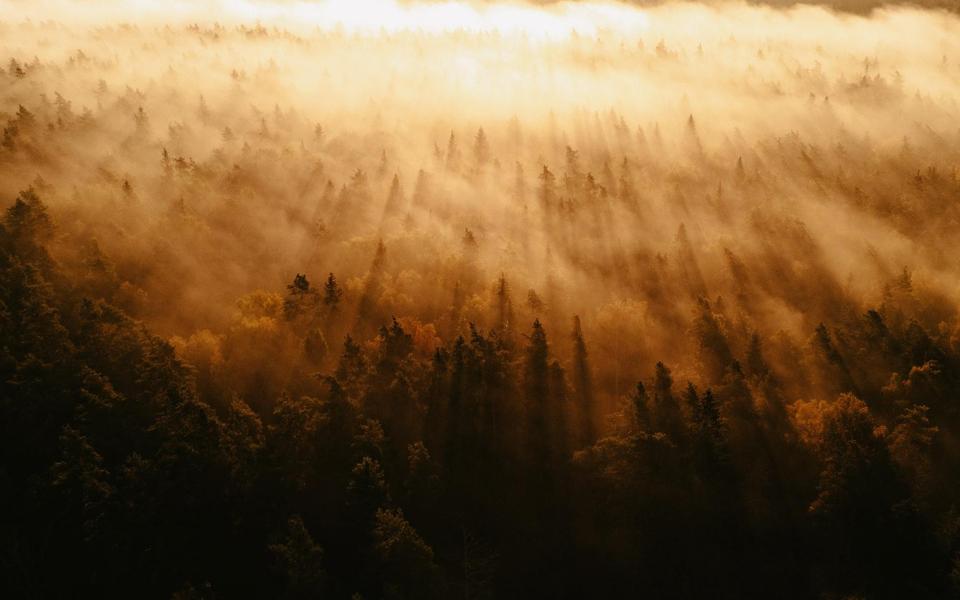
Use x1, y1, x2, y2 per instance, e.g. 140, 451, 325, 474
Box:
335, 336, 368, 403
383, 173, 402, 218
630, 381, 650, 433
563, 146, 582, 198
524, 320, 551, 467
268, 516, 327, 599
495, 274, 513, 333
651, 362, 685, 443
473, 127, 490, 170
323, 273, 343, 312
571, 315, 595, 447
445, 131, 459, 171
538, 165, 556, 210
284, 273, 319, 321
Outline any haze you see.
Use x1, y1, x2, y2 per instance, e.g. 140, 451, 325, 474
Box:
2, 0, 960, 598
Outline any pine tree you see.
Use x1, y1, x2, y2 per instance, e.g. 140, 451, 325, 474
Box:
283, 273, 319, 321
364, 319, 416, 446
16, 104, 35, 129
814, 323, 856, 395
571, 315, 595, 447
355, 240, 387, 330
563, 146, 581, 199
422, 347, 449, 461
600, 159, 615, 196
524, 320, 551, 467
404, 441, 440, 518
526, 289, 545, 314
411, 168, 429, 210
268, 516, 327, 599
538, 165, 556, 210
439, 334, 470, 502
134, 106, 149, 135
445, 130, 459, 171
809, 393, 940, 595
8, 58, 25, 78
630, 381, 650, 433
693, 296, 733, 383
371, 508, 441, 598
548, 359, 569, 462
347, 456, 390, 524
686, 385, 728, 478
684, 113, 703, 155
6, 188, 53, 246
652, 362, 685, 443
335, 336, 367, 403
161, 147, 172, 177
495, 274, 513, 333
473, 127, 490, 170
675, 224, 708, 301
323, 273, 343, 312
377, 148, 389, 180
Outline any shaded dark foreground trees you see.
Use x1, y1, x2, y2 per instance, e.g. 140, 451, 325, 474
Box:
1, 189, 958, 599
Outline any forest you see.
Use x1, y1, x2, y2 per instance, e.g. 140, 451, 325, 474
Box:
2, 0, 960, 597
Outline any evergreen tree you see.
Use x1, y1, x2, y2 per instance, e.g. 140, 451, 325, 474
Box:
323, 272, 343, 312
811, 393, 944, 596
473, 127, 490, 170
651, 362, 686, 444
524, 320, 551, 468
495, 274, 513, 333
347, 456, 390, 524
693, 297, 733, 383
538, 165, 556, 210
630, 381, 650, 433
371, 508, 441, 599
686, 384, 728, 478
571, 315, 595, 447
445, 131, 459, 171
284, 273, 319, 321
411, 168, 429, 210
355, 240, 387, 330
383, 173, 402, 218
268, 516, 327, 599
563, 146, 581, 199
335, 336, 368, 403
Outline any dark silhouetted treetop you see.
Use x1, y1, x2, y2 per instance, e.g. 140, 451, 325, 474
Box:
323, 273, 343, 310
268, 515, 327, 599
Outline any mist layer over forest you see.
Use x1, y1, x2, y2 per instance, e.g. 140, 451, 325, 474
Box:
3, 1, 960, 598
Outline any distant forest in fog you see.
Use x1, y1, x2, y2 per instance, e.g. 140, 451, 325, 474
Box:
3, 1, 960, 598
538, 0, 960, 13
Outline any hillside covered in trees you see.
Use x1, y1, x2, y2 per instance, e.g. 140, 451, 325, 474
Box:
3, 1, 960, 598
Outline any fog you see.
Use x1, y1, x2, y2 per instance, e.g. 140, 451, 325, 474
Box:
3, 1, 959, 401
3, 2, 960, 595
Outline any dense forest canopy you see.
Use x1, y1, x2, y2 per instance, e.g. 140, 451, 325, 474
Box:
2, 0, 960, 598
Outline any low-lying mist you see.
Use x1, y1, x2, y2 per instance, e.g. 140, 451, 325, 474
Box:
3, 1, 959, 405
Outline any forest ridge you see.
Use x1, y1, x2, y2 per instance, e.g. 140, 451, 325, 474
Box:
2, 2, 960, 598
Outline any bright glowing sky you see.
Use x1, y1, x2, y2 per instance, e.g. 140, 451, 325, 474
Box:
243, 0, 650, 37
1, 0, 651, 38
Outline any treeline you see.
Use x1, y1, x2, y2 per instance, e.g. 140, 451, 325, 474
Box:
2, 186, 960, 598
